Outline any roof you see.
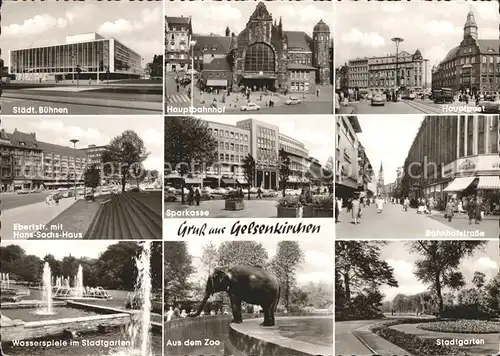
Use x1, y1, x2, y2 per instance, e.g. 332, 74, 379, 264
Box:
6, 129, 40, 150
36, 141, 88, 158
478, 39, 500, 54
166, 16, 191, 26
204, 58, 231, 71
287, 63, 317, 70
193, 35, 231, 55
313, 19, 330, 33
440, 46, 460, 65
284, 31, 312, 52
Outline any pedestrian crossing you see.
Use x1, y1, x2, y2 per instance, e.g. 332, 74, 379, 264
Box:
166, 93, 190, 103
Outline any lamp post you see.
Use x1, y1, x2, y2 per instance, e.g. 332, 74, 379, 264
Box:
70, 139, 79, 200
190, 40, 197, 109
391, 37, 404, 101
96, 50, 100, 85
69, 50, 76, 84
141, 58, 145, 78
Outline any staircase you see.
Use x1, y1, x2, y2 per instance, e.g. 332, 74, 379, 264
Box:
83, 192, 162, 239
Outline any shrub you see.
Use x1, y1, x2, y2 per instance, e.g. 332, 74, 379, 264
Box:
371, 320, 468, 356
276, 195, 301, 208
311, 194, 334, 209
440, 304, 496, 320
417, 320, 500, 334
224, 190, 243, 202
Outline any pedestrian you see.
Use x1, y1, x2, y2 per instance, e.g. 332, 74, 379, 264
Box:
335, 91, 340, 114
188, 187, 194, 205
403, 197, 410, 212
166, 307, 174, 321
195, 187, 201, 206
257, 186, 262, 199
351, 195, 361, 224
335, 198, 340, 222
445, 198, 454, 222
376, 196, 384, 214
467, 197, 476, 225
474, 197, 482, 225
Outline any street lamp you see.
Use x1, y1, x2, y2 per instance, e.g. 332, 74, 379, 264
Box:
69, 50, 76, 84
96, 50, 100, 85
391, 37, 404, 100
70, 139, 79, 200
190, 40, 197, 109
141, 58, 145, 78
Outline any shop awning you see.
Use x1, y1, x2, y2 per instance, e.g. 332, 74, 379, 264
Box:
476, 176, 500, 190
184, 178, 202, 184
221, 178, 237, 185
443, 176, 475, 192
237, 178, 248, 184
206, 79, 227, 87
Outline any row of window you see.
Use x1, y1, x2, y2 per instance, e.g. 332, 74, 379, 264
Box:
210, 128, 249, 142
439, 55, 500, 70
290, 71, 311, 80
218, 153, 247, 163
218, 141, 249, 153
371, 56, 421, 64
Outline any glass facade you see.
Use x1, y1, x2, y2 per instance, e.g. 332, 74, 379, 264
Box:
244, 43, 275, 72
10, 38, 141, 78
10, 40, 109, 75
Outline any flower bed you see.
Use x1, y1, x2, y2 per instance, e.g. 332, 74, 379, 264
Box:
416, 320, 500, 334
370, 319, 468, 356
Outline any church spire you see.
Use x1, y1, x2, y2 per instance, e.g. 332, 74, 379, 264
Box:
463, 10, 478, 40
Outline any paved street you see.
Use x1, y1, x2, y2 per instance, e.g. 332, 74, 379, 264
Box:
165, 72, 333, 114
0, 192, 51, 210
335, 320, 381, 356
337, 98, 482, 115
165, 198, 279, 218
336, 202, 498, 238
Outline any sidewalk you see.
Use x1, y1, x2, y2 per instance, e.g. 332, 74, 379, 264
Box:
1, 198, 77, 238
352, 324, 414, 356
2, 92, 162, 111
426, 207, 499, 221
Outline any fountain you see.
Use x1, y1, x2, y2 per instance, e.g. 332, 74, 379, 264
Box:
75, 265, 84, 298
35, 262, 55, 315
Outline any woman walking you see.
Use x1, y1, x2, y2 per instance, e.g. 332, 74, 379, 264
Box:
445, 198, 455, 222
376, 196, 384, 214
351, 195, 361, 224
467, 196, 476, 225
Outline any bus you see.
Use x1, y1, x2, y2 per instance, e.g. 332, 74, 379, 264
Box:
432, 87, 454, 103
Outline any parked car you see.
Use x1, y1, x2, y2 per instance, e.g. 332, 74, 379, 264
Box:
479, 97, 500, 114
371, 93, 385, 106
212, 187, 228, 195
285, 97, 301, 105
201, 191, 215, 200
17, 189, 30, 195
249, 187, 258, 194
240, 102, 261, 111
262, 189, 278, 198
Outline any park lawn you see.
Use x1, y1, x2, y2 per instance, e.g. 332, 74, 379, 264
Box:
417, 320, 500, 333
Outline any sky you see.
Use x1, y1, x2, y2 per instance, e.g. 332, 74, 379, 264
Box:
182, 237, 334, 287
1, 116, 164, 171
357, 115, 425, 184
1, 2, 163, 68
0, 240, 116, 260
200, 115, 334, 166
378, 240, 499, 302
335, 1, 499, 68
166, 1, 333, 38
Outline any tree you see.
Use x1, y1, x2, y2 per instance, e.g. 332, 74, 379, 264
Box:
269, 241, 304, 310
97, 242, 141, 290
242, 154, 256, 200
151, 242, 163, 293
43, 254, 61, 278
83, 163, 101, 196
217, 241, 268, 268
409, 240, 486, 316
472, 271, 486, 289
278, 148, 291, 197
484, 271, 500, 315
101, 130, 150, 192
164, 117, 218, 204
201, 241, 219, 277
335, 241, 398, 316
291, 287, 309, 307
164, 242, 194, 305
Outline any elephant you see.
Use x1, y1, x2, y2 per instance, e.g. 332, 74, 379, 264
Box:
189, 266, 280, 326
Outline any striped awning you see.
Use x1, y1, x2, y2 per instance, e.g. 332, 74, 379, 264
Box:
443, 176, 475, 192
477, 176, 500, 190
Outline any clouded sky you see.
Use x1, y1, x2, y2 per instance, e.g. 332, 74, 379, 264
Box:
378, 240, 499, 302
335, 1, 499, 68
182, 237, 334, 287
166, 1, 333, 37
357, 115, 425, 184
1, 2, 162, 68
2, 116, 164, 171
197, 115, 334, 166
0, 240, 117, 259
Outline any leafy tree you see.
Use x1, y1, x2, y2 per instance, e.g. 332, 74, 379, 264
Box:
23, 255, 42, 283
201, 241, 219, 277
164, 242, 194, 305
302, 282, 333, 309
242, 154, 256, 200
97, 242, 141, 290
485, 271, 500, 315
101, 130, 150, 192
61, 255, 79, 282
335, 241, 398, 316
151, 242, 163, 293
43, 254, 61, 278
217, 241, 268, 268
83, 163, 101, 194
291, 287, 309, 307
164, 117, 217, 204
269, 241, 304, 310
472, 271, 486, 289
278, 148, 291, 197
408, 240, 486, 316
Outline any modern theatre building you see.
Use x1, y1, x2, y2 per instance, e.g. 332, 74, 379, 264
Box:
8, 33, 142, 81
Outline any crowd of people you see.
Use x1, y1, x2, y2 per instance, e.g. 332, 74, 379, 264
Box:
165, 305, 229, 321
335, 192, 495, 225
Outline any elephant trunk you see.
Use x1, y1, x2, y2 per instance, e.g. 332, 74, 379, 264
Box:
192, 292, 210, 316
